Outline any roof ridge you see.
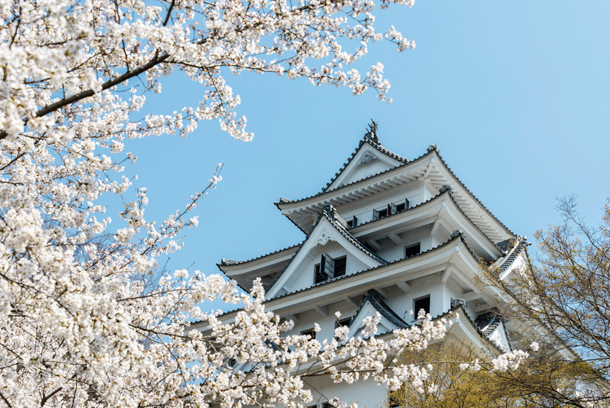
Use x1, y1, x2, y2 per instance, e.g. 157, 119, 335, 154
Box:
204, 233, 480, 323
491, 237, 527, 272
432, 152, 514, 236
277, 147, 515, 240
350, 187, 499, 252
267, 231, 477, 301
473, 308, 513, 351
321, 205, 388, 265
265, 205, 388, 295
453, 306, 510, 353
276, 148, 433, 207
348, 289, 410, 330
321, 125, 409, 193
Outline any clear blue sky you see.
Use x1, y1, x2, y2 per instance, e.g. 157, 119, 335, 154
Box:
123, 0, 610, 287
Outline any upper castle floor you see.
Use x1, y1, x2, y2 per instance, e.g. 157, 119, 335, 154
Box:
208, 122, 528, 360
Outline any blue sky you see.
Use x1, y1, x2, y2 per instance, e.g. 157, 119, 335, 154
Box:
124, 0, 610, 288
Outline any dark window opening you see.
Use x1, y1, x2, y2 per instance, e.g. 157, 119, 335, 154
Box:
374, 200, 409, 221
335, 317, 352, 328
346, 215, 358, 229
414, 295, 431, 317
334, 256, 347, 277
314, 263, 325, 284
398, 198, 410, 212
314, 254, 346, 283
373, 206, 390, 221
404, 243, 421, 258
301, 327, 316, 339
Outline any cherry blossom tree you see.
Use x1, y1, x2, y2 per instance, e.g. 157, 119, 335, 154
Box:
0, 0, 532, 406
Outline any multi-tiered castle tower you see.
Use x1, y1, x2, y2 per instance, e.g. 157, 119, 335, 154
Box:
214, 122, 527, 407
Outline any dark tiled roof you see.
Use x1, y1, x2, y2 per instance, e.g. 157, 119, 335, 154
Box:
474, 308, 504, 336
405, 305, 509, 354
276, 141, 514, 238
233, 187, 501, 287
322, 133, 409, 193
494, 237, 527, 273
432, 152, 514, 236
199, 233, 479, 324
458, 307, 511, 353
495, 239, 512, 253
474, 308, 513, 351
322, 205, 388, 265
267, 231, 478, 302
218, 243, 302, 268
275, 149, 432, 208
351, 188, 498, 252
266, 205, 388, 295
349, 289, 410, 330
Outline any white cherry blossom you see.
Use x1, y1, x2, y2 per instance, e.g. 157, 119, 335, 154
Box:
0, 0, 530, 405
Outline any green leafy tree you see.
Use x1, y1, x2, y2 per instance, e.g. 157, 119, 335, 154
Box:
480, 196, 610, 407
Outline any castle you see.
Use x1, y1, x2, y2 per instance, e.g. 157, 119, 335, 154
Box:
214, 122, 527, 407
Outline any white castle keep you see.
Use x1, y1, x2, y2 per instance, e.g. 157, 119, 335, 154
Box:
211, 122, 527, 407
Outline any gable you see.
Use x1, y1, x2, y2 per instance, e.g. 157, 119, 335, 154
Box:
288, 241, 372, 297
347, 290, 408, 339
326, 142, 404, 191
265, 209, 385, 300
488, 322, 511, 352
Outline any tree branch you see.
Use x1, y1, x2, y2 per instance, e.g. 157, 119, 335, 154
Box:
40, 387, 63, 407
0, 52, 170, 141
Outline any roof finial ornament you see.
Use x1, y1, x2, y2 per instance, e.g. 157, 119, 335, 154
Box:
451, 229, 464, 239
440, 185, 452, 194
364, 119, 379, 144
322, 204, 336, 220
427, 144, 438, 152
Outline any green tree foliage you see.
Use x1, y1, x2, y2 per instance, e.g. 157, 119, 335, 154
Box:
480, 197, 610, 407
388, 337, 602, 408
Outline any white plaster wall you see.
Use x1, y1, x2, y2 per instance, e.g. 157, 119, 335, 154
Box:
421, 180, 439, 201
430, 222, 452, 248
288, 241, 371, 294
340, 159, 394, 188
384, 274, 446, 322
285, 300, 359, 343
444, 277, 465, 312
337, 180, 428, 226
375, 225, 433, 263
304, 375, 389, 408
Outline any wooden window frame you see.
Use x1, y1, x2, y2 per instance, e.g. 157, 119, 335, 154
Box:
413, 295, 431, 318
404, 242, 421, 258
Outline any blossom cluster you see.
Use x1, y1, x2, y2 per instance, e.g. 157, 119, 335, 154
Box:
0, 0, 529, 406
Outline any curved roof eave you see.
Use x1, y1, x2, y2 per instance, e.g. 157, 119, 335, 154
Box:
218, 243, 302, 275
265, 205, 388, 299
348, 289, 410, 330
323, 135, 409, 193
350, 188, 502, 258
276, 147, 514, 240
196, 233, 476, 326
432, 151, 514, 237
275, 148, 433, 210
267, 232, 478, 302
